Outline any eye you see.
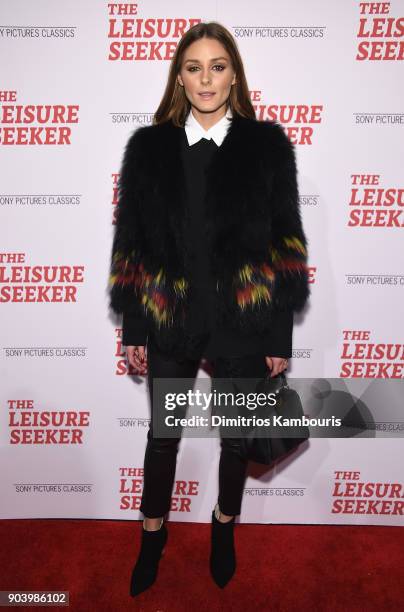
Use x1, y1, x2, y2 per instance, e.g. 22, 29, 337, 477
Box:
186, 64, 226, 72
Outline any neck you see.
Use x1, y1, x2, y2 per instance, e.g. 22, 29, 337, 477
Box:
190, 103, 228, 131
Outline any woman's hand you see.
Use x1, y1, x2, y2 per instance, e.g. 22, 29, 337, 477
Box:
265, 356, 288, 378
126, 345, 148, 374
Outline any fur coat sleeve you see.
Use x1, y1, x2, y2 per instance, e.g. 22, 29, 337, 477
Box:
261, 120, 310, 313
108, 126, 149, 345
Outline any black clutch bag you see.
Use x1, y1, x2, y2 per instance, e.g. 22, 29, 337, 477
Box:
238, 371, 310, 465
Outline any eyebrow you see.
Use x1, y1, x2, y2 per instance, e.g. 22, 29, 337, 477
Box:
184, 57, 228, 63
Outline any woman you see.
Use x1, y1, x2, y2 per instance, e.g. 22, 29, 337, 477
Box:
108, 21, 310, 597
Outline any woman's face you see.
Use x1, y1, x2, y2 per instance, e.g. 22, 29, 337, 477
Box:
177, 37, 236, 115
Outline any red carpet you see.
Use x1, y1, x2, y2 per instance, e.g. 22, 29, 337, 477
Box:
0, 519, 402, 611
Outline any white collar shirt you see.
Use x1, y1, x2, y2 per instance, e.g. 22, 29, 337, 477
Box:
184, 106, 233, 147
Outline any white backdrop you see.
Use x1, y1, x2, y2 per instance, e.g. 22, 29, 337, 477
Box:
1, 0, 403, 525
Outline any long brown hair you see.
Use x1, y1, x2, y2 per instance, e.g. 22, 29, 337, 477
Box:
153, 21, 256, 126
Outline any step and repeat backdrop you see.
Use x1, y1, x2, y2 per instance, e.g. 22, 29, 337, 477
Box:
1, 0, 403, 525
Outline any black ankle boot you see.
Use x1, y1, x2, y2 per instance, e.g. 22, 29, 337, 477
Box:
209, 503, 236, 588
130, 518, 168, 597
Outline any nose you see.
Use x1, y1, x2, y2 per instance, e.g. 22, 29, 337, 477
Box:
200, 69, 211, 84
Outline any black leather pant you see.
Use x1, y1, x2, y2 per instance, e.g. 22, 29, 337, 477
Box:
139, 338, 269, 518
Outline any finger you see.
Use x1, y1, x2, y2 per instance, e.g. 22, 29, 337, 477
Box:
131, 357, 142, 370
136, 356, 147, 371
134, 350, 147, 373
127, 351, 142, 371
133, 359, 146, 373
266, 358, 279, 378
272, 360, 285, 377
137, 347, 147, 363
126, 352, 134, 369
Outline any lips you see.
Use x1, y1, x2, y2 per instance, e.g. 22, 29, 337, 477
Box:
198, 92, 215, 99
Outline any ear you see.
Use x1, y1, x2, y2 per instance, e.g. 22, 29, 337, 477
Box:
231, 73, 236, 86
177, 75, 183, 87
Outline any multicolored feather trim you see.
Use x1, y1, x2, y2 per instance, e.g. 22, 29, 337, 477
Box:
109, 251, 188, 327
109, 250, 141, 289
270, 235, 309, 274
234, 262, 275, 310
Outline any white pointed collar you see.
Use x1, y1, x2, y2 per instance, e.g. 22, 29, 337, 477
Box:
184, 106, 233, 147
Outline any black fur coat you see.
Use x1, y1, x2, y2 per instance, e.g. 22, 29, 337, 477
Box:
108, 114, 310, 356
